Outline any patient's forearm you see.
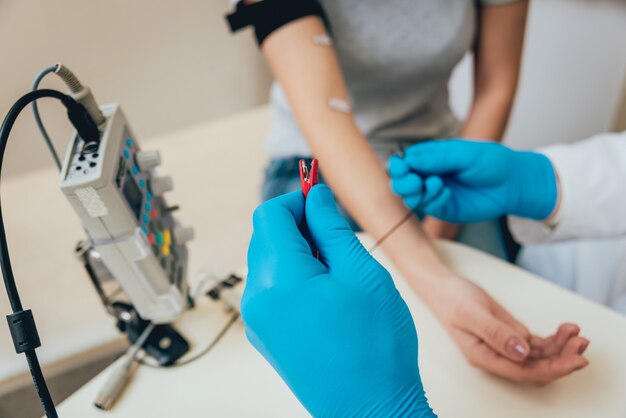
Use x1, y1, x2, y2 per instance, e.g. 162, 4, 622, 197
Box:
262, 18, 454, 292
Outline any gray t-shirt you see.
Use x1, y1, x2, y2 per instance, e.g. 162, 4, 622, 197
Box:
266, 0, 519, 160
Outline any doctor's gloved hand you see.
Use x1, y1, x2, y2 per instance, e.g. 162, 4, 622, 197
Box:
243, 185, 435, 418
388, 140, 558, 223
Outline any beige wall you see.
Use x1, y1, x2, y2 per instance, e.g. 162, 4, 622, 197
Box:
450, 0, 626, 148
615, 76, 626, 132
0, 0, 271, 177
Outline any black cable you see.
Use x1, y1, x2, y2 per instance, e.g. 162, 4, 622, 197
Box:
0, 90, 72, 312
31, 65, 62, 170
1, 89, 99, 418
25, 350, 58, 418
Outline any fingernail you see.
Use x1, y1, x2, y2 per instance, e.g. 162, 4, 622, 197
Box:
506, 337, 529, 360
578, 339, 590, 354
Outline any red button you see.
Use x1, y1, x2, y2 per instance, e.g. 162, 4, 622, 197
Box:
150, 209, 158, 219
148, 233, 156, 245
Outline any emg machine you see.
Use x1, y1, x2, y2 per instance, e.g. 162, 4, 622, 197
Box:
0, 64, 242, 417
60, 103, 193, 324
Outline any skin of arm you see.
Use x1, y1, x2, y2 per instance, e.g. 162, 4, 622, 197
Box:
423, 0, 529, 239
262, 17, 453, 286
255, 13, 588, 385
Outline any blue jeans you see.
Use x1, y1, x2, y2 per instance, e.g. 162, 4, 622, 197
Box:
262, 157, 511, 260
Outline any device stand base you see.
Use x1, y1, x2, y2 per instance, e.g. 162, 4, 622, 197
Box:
114, 302, 189, 366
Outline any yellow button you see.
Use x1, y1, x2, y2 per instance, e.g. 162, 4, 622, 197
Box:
162, 245, 170, 256
163, 229, 172, 246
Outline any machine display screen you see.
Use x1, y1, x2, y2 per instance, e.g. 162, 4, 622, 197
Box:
122, 172, 143, 220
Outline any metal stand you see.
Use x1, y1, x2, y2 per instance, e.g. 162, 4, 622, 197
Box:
75, 241, 189, 365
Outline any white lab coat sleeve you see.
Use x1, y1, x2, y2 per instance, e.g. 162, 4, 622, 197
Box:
508, 131, 626, 243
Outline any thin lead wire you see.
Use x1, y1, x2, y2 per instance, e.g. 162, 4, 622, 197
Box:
367, 144, 418, 253
367, 207, 415, 253
137, 312, 240, 368
31, 65, 62, 170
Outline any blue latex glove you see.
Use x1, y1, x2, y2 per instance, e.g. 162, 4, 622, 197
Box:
243, 185, 435, 418
388, 139, 558, 223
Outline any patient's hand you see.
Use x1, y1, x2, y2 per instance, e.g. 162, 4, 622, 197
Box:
428, 275, 589, 385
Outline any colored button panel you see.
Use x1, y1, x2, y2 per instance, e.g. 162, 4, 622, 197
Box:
142, 214, 150, 224
126, 138, 133, 147
147, 233, 156, 245
163, 229, 171, 246
132, 165, 139, 175
156, 232, 164, 245
123, 149, 130, 159
150, 209, 158, 220
144, 203, 151, 212
146, 192, 153, 201
161, 245, 170, 257
139, 179, 146, 188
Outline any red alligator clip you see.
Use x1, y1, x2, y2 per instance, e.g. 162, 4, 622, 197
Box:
299, 159, 320, 259
299, 159, 319, 198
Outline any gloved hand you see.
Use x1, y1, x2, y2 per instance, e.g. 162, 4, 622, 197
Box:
388, 140, 558, 223
243, 185, 435, 417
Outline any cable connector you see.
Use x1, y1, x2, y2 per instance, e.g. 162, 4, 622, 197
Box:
55, 64, 106, 127
66, 101, 100, 146
7, 309, 41, 353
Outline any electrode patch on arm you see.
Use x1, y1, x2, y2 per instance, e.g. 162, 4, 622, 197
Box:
226, 0, 330, 46
328, 97, 352, 114
313, 34, 332, 46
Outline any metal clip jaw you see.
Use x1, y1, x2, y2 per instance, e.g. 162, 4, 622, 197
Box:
299, 159, 319, 198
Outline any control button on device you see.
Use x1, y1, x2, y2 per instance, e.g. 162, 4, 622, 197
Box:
150, 176, 173, 196
144, 203, 151, 212
132, 165, 139, 175
123, 149, 130, 160
126, 138, 132, 147
163, 229, 172, 246
135, 150, 161, 171
141, 226, 148, 235
146, 192, 153, 201
162, 245, 170, 257
156, 232, 164, 245
142, 214, 150, 224
148, 233, 156, 245
173, 227, 195, 244
139, 179, 146, 188
150, 209, 158, 220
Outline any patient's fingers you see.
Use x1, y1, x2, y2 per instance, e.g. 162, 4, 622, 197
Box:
452, 328, 589, 385
529, 324, 581, 359
494, 304, 531, 341
560, 336, 590, 356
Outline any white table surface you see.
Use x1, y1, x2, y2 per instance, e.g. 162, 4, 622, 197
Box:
58, 237, 626, 418
1, 105, 625, 416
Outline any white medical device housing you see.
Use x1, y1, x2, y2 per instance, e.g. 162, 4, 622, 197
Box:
59, 104, 192, 323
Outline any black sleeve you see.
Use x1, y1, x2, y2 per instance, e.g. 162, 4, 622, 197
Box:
226, 0, 330, 46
